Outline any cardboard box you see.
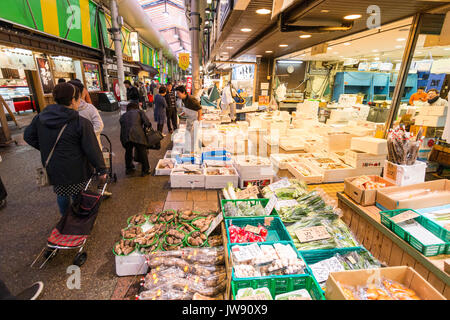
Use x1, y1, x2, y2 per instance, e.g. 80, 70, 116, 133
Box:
325, 266, 446, 300
344, 175, 396, 206
344, 149, 386, 168
287, 162, 323, 184
421, 115, 447, 127
351, 137, 388, 155
376, 179, 450, 210
428, 106, 448, 116
383, 160, 426, 186
325, 133, 353, 152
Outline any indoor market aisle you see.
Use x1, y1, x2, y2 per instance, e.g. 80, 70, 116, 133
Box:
0, 108, 173, 299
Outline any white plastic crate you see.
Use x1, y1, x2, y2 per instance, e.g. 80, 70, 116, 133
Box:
155, 158, 176, 175
204, 167, 239, 189
115, 251, 148, 277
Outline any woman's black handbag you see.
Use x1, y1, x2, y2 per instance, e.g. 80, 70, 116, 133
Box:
145, 126, 163, 150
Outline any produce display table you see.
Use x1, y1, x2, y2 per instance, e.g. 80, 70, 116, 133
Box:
337, 192, 450, 299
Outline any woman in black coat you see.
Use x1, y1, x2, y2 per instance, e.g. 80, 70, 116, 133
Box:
119, 102, 152, 176
24, 83, 107, 216
153, 86, 168, 135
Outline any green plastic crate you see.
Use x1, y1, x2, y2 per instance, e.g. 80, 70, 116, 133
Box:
380, 209, 449, 257
228, 241, 312, 281
221, 198, 278, 219
226, 216, 292, 244
231, 275, 325, 300
300, 246, 364, 265
421, 215, 450, 243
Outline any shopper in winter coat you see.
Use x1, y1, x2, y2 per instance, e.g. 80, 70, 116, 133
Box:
24, 83, 107, 216
138, 82, 149, 110
426, 89, 448, 106
119, 102, 151, 176
154, 86, 168, 135
124, 80, 140, 103
165, 83, 178, 133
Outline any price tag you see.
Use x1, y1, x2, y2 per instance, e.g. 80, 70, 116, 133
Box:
295, 226, 331, 243
275, 199, 298, 211
205, 214, 223, 236
244, 225, 261, 234
268, 178, 291, 191
347, 256, 357, 265
385, 161, 398, 181
235, 186, 259, 199
264, 195, 277, 215
264, 217, 274, 226
391, 210, 419, 224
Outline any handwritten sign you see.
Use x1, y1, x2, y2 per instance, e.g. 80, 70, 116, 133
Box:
275, 199, 298, 211
244, 225, 261, 234
268, 178, 291, 191
205, 214, 223, 236
385, 161, 398, 181
264, 195, 277, 215
295, 226, 331, 243
235, 186, 259, 199
391, 210, 419, 224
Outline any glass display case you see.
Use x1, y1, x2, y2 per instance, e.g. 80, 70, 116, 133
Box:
0, 86, 30, 100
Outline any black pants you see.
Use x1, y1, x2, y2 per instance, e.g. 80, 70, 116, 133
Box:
125, 142, 149, 173
166, 107, 178, 132
0, 176, 6, 201
0, 279, 16, 300
157, 123, 164, 134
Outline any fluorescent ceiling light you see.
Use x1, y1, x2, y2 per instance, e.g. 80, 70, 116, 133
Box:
344, 14, 362, 20
444, 48, 450, 51
372, 49, 378, 52
328, 47, 333, 50
265, 50, 273, 53
226, 46, 233, 49
299, 34, 312, 39
278, 60, 302, 64
333, 52, 339, 54
343, 42, 351, 46
321, 9, 330, 13
397, 38, 406, 41
395, 45, 403, 48
279, 44, 288, 47
374, 57, 380, 61
241, 28, 252, 32
256, 8, 271, 15
207, 0, 212, 3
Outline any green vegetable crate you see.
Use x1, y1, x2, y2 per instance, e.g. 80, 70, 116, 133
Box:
300, 246, 364, 265
221, 198, 278, 219
231, 275, 325, 300
226, 216, 292, 244
380, 209, 450, 256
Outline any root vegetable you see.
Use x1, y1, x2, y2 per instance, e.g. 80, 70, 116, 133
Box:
114, 240, 135, 255
129, 214, 146, 225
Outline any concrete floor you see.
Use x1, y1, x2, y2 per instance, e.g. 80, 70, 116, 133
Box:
0, 108, 173, 299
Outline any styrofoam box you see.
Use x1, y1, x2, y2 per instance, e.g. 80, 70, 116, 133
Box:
155, 158, 176, 175
383, 160, 426, 186
204, 167, 239, 189
350, 137, 388, 155
286, 162, 323, 184
344, 149, 386, 168
170, 164, 205, 188
428, 106, 447, 116
115, 251, 148, 276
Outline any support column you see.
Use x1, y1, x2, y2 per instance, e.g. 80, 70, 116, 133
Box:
384, 13, 423, 137
159, 49, 164, 83
190, 0, 201, 96
110, 0, 126, 100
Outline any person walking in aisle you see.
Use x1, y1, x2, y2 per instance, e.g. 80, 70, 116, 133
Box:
24, 83, 107, 216
165, 83, 178, 133
138, 82, 149, 110
175, 85, 202, 152
154, 86, 168, 136
119, 102, 151, 177
124, 80, 140, 104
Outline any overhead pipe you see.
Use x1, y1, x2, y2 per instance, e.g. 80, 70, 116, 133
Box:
279, 12, 354, 33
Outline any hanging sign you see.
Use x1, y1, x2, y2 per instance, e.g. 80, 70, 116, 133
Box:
36, 57, 55, 94
186, 76, 193, 95
130, 32, 140, 62
179, 53, 190, 70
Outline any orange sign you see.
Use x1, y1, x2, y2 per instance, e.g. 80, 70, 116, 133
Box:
178, 53, 190, 70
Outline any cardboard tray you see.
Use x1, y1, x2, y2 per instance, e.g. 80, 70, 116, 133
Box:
376, 179, 450, 210
325, 266, 446, 300
287, 162, 323, 184
344, 175, 396, 206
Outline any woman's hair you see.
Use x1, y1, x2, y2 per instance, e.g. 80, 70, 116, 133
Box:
127, 102, 139, 111
58, 78, 66, 83
53, 83, 80, 106
159, 86, 167, 94
68, 79, 84, 91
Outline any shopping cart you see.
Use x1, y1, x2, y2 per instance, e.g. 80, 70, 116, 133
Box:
31, 179, 107, 269
100, 133, 117, 183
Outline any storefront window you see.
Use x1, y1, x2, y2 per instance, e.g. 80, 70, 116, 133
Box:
83, 62, 102, 91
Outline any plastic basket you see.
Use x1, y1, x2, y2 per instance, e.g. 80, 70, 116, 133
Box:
231, 274, 325, 300
136, 233, 159, 248
300, 246, 364, 265
380, 209, 449, 256
121, 225, 143, 241
226, 216, 292, 244
157, 210, 177, 224
221, 198, 278, 219
228, 241, 311, 281
184, 230, 208, 247
112, 241, 137, 256
126, 214, 148, 227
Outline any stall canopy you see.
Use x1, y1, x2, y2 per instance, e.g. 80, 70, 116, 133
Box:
137, 62, 159, 78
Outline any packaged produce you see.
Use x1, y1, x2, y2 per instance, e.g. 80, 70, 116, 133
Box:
261, 179, 308, 199
340, 278, 421, 300
387, 125, 423, 165
127, 214, 147, 226
278, 191, 335, 223
275, 289, 312, 300
121, 226, 143, 240
223, 201, 266, 217
113, 240, 136, 256
236, 287, 273, 300
157, 159, 175, 169
228, 224, 268, 243
186, 231, 208, 247
351, 175, 387, 190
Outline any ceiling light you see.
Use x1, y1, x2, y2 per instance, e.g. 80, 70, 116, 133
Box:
163, 11, 169, 17
256, 55, 263, 57
205, 21, 209, 25
256, 8, 271, 15
299, 34, 311, 39
445, 48, 450, 51
265, 50, 273, 53
372, 49, 378, 52
226, 46, 233, 49
343, 42, 351, 46
241, 28, 252, 32
278, 60, 303, 64
374, 57, 380, 61
395, 45, 403, 49
321, 9, 330, 13
344, 14, 362, 20
222, 52, 228, 54
396, 38, 406, 41
279, 44, 288, 47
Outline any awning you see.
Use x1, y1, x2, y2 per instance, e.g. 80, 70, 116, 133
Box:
137, 62, 159, 78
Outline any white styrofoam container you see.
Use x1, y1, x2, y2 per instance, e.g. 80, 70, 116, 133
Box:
170, 171, 205, 188
204, 167, 239, 189
155, 158, 176, 175
286, 162, 323, 184
350, 137, 388, 155
383, 160, 427, 186
115, 251, 148, 277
